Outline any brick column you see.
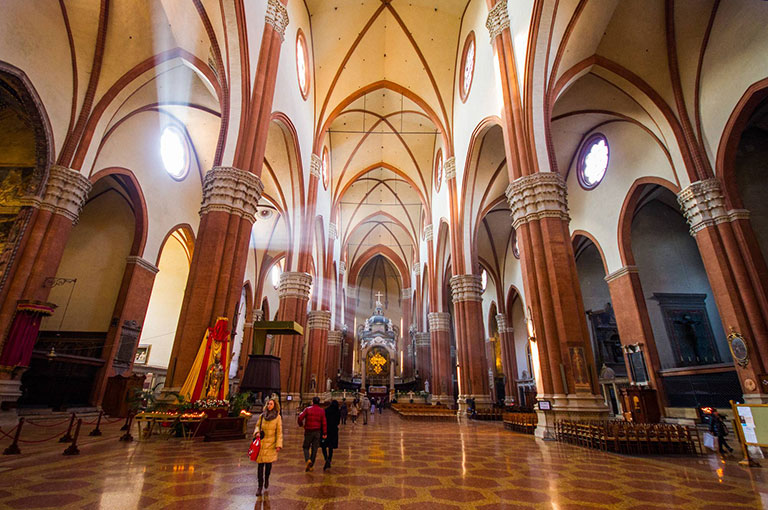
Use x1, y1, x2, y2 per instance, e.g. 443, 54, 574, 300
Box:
450, 274, 492, 407
92, 256, 159, 404
428, 312, 452, 403
678, 179, 768, 402
604, 266, 666, 410
414, 332, 431, 391
506, 173, 608, 437
305, 309, 331, 395
400, 287, 412, 379
272, 271, 311, 402
496, 313, 518, 405
326, 329, 342, 385
0, 165, 92, 355
166, 167, 263, 388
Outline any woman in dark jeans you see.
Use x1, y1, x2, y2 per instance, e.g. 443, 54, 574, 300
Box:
322, 400, 341, 470
710, 410, 734, 454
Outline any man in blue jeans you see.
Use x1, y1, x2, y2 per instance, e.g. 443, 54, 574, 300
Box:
298, 396, 327, 471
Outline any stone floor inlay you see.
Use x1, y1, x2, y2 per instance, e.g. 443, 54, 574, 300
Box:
1, 410, 768, 509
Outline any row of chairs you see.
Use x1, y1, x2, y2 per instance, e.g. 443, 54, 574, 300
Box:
472, 408, 504, 421
391, 403, 457, 421
502, 412, 538, 434
555, 419, 701, 455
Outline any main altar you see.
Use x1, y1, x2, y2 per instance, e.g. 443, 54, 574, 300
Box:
359, 294, 396, 398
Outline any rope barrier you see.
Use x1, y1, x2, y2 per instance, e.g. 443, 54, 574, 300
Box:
0, 425, 18, 439
58, 413, 75, 443
25, 418, 72, 428
63, 419, 82, 455
17, 431, 69, 444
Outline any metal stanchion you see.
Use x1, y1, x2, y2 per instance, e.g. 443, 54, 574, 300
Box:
59, 413, 76, 443
119, 414, 134, 442
2, 417, 23, 455
88, 410, 103, 436
63, 419, 82, 456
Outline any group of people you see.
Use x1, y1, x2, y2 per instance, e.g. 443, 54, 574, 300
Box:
252, 394, 383, 497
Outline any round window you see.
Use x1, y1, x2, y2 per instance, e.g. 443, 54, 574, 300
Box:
296, 30, 310, 100
322, 147, 330, 190
160, 125, 188, 179
434, 149, 443, 192
460, 32, 476, 103
480, 268, 488, 292
578, 134, 609, 189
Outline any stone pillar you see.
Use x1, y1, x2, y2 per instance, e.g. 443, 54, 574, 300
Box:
0, 165, 91, 404
428, 312, 452, 403
273, 271, 312, 402
92, 256, 159, 405
414, 332, 431, 391
497, 313, 518, 405
604, 266, 667, 410
342, 284, 355, 375
305, 309, 331, 395
450, 275, 492, 407
166, 167, 263, 389
506, 172, 608, 438
678, 179, 768, 402
326, 329, 342, 384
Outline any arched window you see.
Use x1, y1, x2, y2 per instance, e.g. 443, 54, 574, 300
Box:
296, 30, 310, 100
480, 268, 488, 292
459, 32, 476, 103
160, 125, 189, 180
578, 134, 609, 190
322, 146, 330, 190
271, 260, 283, 289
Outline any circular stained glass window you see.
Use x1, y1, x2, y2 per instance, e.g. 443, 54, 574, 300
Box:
434, 149, 443, 192
271, 262, 282, 289
296, 30, 310, 100
160, 125, 188, 179
578, 134, 609, 189
322, 147, 330, 190
460, 32, 475, 103
480, 268, 488, 292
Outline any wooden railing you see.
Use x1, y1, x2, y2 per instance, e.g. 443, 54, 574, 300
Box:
502, 412, 538, 434
391, 403, 457, 421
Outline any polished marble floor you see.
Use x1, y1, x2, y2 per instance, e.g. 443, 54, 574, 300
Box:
1, 410, 768, 509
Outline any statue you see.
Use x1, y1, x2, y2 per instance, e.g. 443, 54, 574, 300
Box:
326, 377, 332, 392
309, 373, 317, 391
424, 380, 430, 393
203, 355, 224, 399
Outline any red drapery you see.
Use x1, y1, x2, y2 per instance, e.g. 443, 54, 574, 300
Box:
0, 302, 55, 368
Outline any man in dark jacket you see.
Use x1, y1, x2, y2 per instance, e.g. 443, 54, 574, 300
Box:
298, 396, 327, 471
710, 409, 734, 455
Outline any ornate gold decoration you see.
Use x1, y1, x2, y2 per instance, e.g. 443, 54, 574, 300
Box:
369, 352, 387, 374
727, 327, 750, 368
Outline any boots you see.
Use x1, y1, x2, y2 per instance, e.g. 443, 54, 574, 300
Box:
256, 486, 263, 496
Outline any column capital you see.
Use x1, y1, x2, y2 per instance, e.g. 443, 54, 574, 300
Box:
37, 165, 92, 224
307, 309, 332, 331
265, 0, 290, 42
486, 0, 510, 42
126, 256, 159, 274
252, 309, 265, 323
496, 313, 512, 334
339, 260, 346, 274
677, 178, 749, 236
604, 265, 638, 283
444, 156, 456, 181
200, 166, 263, 224
401, 288, 412, 300
328, 222, 338, 240
327, 329, 343, 346
506, 172, 569, 229
309, 153, 322, 179
278, 271, 312, 300
412, 263, 421, 276
450, 274, 483, 302
428, 312, 451, 332
424, 224, 434, 241
415, 332, 431, 347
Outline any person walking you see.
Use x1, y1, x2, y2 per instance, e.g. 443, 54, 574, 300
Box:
371, 397, 376, 415
253, 398, 283, 496
340, 399, 348, 425
361, 395, 371, 425
322, 400, 341, 471
710, 409, 734, 455
298, 396, 327, 471
349, 398, 359, 424
379, 396, 384, 414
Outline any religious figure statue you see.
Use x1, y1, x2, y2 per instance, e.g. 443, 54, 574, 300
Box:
424, 380, 430, 394
326, 377, 332, 392
309, 373, 317, 391
203, 354, 224, 399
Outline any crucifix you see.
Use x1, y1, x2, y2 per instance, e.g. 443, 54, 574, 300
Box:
375, 291, 384, 302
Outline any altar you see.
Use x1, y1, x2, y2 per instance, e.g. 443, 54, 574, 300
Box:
359, 294, 396, 397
